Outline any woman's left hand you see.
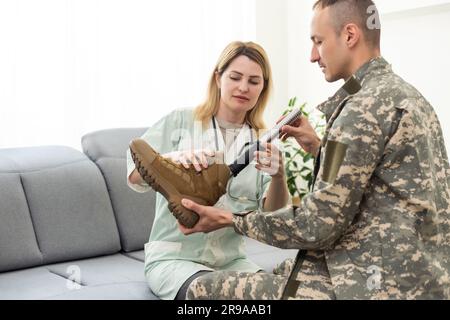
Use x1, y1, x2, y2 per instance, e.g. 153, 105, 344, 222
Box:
254, 143, 285, 179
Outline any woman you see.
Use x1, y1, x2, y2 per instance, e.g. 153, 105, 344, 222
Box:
126, 41, 290, 300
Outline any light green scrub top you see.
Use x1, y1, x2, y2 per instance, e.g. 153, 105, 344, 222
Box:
126, 108, 271, 300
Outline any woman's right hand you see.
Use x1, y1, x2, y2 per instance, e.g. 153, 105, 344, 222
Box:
164, 150, 216, 172
280, 116, 321, 157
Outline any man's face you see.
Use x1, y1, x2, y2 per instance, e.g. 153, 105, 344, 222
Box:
310, 7, 350, 82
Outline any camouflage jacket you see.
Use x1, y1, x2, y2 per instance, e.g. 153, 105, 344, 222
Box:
233, 57, 450, 299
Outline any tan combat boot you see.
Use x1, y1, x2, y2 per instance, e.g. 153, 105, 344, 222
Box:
129, 138, 231, 228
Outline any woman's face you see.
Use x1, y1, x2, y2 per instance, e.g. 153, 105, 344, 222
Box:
216, 55, 265, 118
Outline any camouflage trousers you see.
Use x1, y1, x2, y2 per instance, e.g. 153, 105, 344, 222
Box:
186, 251, 336, 300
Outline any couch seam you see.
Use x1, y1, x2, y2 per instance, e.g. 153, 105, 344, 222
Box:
3, 159, 89, 174
91, 160, 124, 251
46, 269, 87, 287
46, 268, 147, 288
93, 156, 126, 161
44, 280, 149, 299
121, 252, 144, 263
19, 174, 44, 262
81, 280, 147, 288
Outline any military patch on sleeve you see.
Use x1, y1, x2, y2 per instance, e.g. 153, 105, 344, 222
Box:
322, 140, 348, 184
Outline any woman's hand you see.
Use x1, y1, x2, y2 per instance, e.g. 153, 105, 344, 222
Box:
164, 149, 216, 172
280, 116, 321, 157
255, 143, 290, 211
254, 143, 285, 179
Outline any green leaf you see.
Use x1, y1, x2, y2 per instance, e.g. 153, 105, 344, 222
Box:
287, 178, 296, 185
282, 97, 322, 197
303, 153, 313, 162
300, 167, 310, 173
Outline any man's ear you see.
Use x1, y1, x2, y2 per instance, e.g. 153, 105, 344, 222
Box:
343, 23, 360, 49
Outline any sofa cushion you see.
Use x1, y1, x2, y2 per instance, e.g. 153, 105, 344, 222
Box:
82, 128, 148, 161
47, 282, 157, 300
0, 173, 43, 273
0, 255, 158, 300
0, 146, 121, 268
123, 250, 145, 262
44, 254, 157, 299
0, 146, 86, 172
82, 128, 155, 252
0, 267, 73, 300
46, 254, 147, 286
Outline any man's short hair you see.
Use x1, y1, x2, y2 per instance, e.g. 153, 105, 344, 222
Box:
313, 0, 381, 49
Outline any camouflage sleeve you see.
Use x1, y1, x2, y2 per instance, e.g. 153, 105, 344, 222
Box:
273, 258, 295, 276
233, 99, 386, 250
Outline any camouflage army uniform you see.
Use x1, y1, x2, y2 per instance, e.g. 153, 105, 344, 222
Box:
186, 57, 450, 300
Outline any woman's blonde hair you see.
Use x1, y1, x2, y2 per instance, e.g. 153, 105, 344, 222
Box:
194, 41, 273, 130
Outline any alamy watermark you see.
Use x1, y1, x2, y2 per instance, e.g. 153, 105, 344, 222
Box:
66, 265, 82, 290
168, 120, 280, 166
366, 5, 381, 30
366, 265, 382, 291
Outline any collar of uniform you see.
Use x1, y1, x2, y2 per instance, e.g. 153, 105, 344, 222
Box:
353, 56, 390, 86
317, 56, 389, 120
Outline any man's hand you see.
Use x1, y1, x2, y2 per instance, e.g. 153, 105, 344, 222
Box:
279, 116, 321, 157
178, 199, 234, 235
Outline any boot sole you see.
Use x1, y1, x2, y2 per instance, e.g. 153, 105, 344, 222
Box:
130, 141, 200, 228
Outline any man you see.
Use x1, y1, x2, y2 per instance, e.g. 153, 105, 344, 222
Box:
179, 0, 450, 299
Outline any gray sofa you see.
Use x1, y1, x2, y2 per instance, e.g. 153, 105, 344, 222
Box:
0, 128, 296, 300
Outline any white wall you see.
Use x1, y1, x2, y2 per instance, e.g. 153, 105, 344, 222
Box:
255, 0, 289, 127
254, 0, 337, 127
0, 0, 256, 150
279, 0, 450, 151
286, 0, 341, 115
381, 2, 450, 151
2, 1, 449, 151
376, 0, 450, 13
